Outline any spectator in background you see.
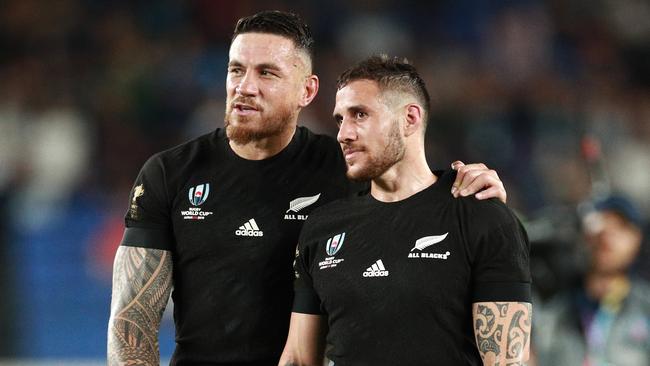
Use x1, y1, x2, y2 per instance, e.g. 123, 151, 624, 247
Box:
534, 194, 650, 365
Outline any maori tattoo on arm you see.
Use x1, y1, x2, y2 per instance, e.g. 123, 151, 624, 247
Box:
473, 302, 532, 366
108, 246, 173, 366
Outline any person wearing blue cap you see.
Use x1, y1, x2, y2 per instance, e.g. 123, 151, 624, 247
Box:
534, 194, 650, 366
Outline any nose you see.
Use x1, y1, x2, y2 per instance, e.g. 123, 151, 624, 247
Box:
235, 71, 259, 96
337, 118, 357, 144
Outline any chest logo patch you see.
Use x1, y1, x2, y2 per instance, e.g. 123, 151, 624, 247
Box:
188, 183, 210, 206
408, 233, 451, 260
285, 193, 321, 221
318, 232, 346, 270
181, 183, 213, 220
410, 233, 448, 251
326, 232, 345, 256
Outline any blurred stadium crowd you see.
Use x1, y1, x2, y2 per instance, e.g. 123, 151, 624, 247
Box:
0, 0, 649, 362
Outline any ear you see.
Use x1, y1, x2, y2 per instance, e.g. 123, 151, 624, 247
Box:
298, 75, 319, 108
403, 104, 423, 137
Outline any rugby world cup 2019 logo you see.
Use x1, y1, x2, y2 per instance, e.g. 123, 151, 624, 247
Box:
188, 183, 210, 206
326, 232, 345, 256
181, 183, 213, 220
319, 232, 346, 270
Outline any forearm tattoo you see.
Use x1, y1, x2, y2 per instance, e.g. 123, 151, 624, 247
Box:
473, 302, 532, 366
108, 246, 173, 366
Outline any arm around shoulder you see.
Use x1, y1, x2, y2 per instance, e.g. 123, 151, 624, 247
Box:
279, 312, 326, 366
107, 246, 173, 366
472, 301, 532, 366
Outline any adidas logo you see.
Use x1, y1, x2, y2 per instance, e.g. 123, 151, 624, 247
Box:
235, 218, 264, 237
362, 259, 389, 277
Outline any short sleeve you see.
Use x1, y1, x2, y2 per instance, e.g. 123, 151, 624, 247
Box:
468, 202, 531, 303
292, 242, 323, 314
121, 154, 174, 251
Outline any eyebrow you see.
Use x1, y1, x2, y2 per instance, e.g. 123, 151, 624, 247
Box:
228, 60, 282, 69
256, 62, 282, 72
332, 105, 367, 119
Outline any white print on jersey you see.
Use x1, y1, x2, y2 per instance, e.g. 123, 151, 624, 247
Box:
284, 193, 321, 220
363, 259, 389, 277
235, 218, 264, 237
410, 233, 448, 251
408, 233, 451, 260
181, 183, 213, 220
408, 251, 451, 260
181, 207, 214, 220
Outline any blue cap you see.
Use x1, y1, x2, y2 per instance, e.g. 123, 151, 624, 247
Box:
593, 194, 644, 229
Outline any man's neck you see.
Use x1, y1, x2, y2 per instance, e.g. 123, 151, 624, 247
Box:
370, 155, 436, 202
229, 125, 296, 160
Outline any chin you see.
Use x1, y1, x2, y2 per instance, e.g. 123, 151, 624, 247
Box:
229, 114, 260, 126
346, 172, 364, 181
345, 167, 373, 182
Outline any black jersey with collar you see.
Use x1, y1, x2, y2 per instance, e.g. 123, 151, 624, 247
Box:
293, 170, 531, 366
121, 126, 351, 365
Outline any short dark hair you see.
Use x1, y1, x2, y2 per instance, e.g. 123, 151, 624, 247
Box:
337, 54, 431, 124
233, 10, 314, 62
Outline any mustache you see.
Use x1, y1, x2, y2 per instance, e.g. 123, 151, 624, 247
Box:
230, 97, 262, 111
341, 142, 363, 152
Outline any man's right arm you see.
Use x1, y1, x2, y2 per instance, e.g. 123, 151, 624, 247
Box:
278, 312, 326, 366
107, 246, 173, 366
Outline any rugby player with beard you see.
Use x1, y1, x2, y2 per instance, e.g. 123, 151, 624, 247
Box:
108, 11, 509, 366
281, 56, 532, 366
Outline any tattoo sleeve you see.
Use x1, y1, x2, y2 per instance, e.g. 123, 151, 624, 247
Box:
107, 246, 173, 366
472, 302, 532, 366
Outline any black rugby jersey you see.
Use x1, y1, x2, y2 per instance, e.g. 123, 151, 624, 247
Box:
121, 127, 351, 365
293, 170, 531, 366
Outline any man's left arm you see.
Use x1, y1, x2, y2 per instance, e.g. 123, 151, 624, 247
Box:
472, 301, 532, 366
451, 161, 506, 203
466, 192, 532, 365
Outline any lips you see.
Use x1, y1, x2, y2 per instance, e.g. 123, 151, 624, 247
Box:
234, 103, 257, 111
233, 103, 258, 115
231, 99, 262, 116
342, 145, 364, 162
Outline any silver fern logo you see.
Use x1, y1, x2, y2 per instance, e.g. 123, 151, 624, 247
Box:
284, 193, 321, 220
411, 233, 449, 251
408, 233, 451, 260
286, 193, 321, 212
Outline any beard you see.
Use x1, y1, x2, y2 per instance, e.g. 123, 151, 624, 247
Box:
346, 120, 405, 181
224, 97, 296, 145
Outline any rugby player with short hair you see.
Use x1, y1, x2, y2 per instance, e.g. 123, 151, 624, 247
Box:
281, 55, 532, 366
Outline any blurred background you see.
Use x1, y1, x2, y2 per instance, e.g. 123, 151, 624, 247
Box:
1, 0, 649, 364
